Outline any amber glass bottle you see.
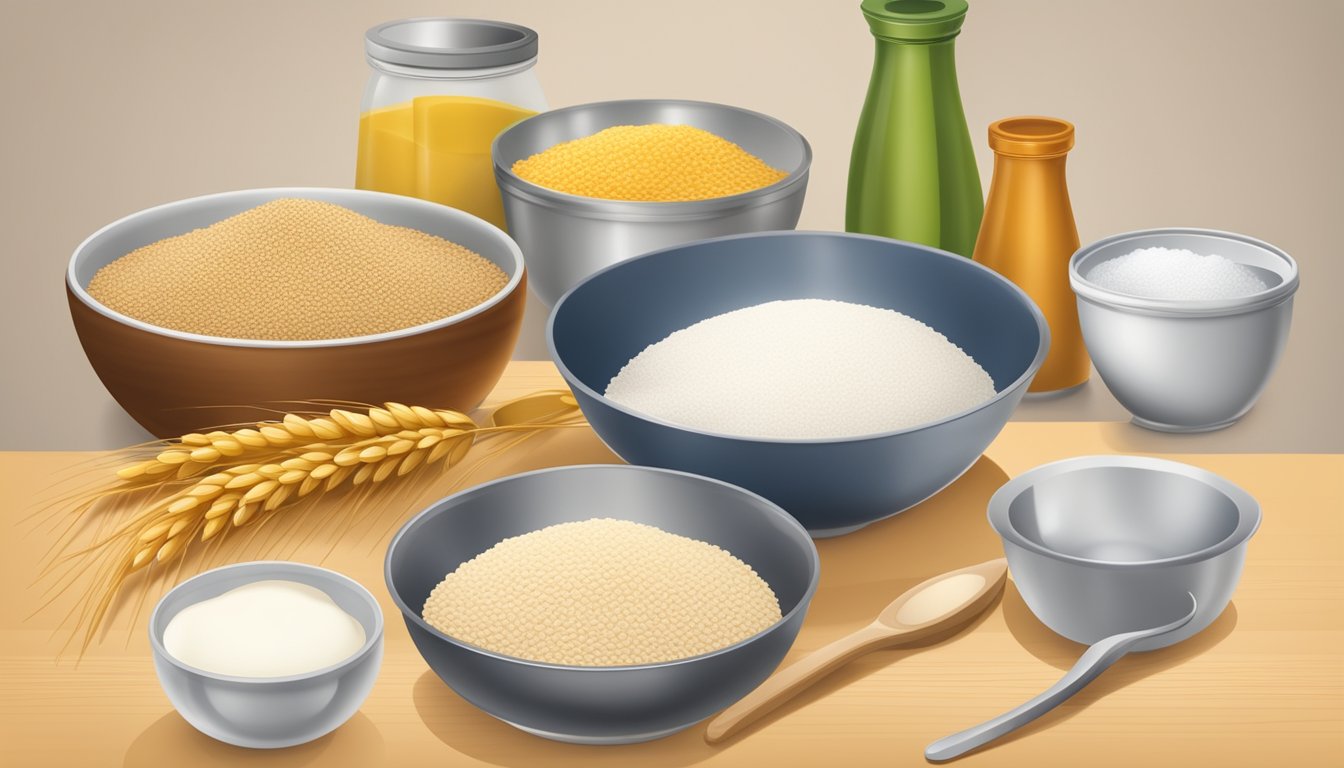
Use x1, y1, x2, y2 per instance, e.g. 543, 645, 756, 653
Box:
973, 116, 1088, 394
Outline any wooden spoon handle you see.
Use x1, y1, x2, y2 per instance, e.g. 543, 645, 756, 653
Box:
706, 624, 896, 743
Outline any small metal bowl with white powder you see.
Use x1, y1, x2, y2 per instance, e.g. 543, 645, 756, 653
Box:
1070, 227, 1299, 432
148, 561, 384, 748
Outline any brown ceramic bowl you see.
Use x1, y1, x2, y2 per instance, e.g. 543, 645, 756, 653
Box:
67, 188, 526, 438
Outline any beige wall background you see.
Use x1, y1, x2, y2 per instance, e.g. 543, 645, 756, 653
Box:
0, 0, 1338, 451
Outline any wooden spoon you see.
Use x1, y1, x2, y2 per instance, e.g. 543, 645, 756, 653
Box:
705, 558, 1009, 744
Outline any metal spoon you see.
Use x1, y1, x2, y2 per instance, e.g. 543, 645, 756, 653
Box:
705, 558, 1009, 744
925, 592, 1198, 762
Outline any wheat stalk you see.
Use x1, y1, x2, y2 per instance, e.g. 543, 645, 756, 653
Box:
44, 391, 585, 653
130, 425, 475, 570
115, 403, 478, 485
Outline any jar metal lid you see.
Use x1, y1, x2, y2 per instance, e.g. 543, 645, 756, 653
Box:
365, 18, 538, 70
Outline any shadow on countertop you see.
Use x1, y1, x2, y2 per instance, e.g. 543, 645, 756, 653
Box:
123, 710, 383, 768
923, 584, 1240, 761
1003, 583, 1238, 674
805, 455, 1009, 629
412, 670, 717, 768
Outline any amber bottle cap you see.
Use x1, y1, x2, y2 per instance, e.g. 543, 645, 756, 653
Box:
988, 117, 1075, 158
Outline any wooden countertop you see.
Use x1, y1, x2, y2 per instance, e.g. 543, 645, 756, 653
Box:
2, 362, 1340, 767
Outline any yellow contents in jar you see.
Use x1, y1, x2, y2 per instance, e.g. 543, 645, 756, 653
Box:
355, 95, 536, 229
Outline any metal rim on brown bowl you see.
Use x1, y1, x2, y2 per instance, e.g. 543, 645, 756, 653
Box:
66, 187, 526, 349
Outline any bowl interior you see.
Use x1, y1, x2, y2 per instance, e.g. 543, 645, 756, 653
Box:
1006, 466, 1243, 562
386, 465, 818, 660
551, 232, 1045, 414
69, 188, 522, 343
151, 561, 383, 674
1074, 230, 1293, 294
494, 100, 809, 182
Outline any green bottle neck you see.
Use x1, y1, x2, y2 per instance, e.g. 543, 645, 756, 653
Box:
864, 34, 966, 122
871, 34, 958, 73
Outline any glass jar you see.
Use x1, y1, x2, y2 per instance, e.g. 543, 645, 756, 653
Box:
356, 18, 547, 229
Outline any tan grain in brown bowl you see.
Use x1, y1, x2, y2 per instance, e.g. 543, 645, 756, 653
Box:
67, 188, 527, 438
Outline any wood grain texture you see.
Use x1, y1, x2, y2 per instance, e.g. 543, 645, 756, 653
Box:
1, 362, 1340, 767
706, 559, 1010, 744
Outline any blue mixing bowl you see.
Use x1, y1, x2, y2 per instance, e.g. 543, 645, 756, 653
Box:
548, 231, 1048, 536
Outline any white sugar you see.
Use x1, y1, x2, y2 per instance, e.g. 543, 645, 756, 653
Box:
604, 299, 997, 439
1086, 247, 1268, 300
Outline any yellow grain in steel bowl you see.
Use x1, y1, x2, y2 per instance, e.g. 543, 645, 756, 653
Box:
66, 188, 526, 438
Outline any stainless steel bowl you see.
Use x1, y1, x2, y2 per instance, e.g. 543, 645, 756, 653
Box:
493, 99, 811, 306
549, 231, 1048, 537
384, 464, 820, 744
148, 561, 385, 748
1070, 227, 1298, 432
989, 455, 1259, 651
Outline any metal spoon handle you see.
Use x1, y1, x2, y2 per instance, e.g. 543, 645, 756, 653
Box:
925, 594, 1197, 763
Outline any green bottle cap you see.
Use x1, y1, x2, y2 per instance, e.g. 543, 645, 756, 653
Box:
860, 0, 969, 43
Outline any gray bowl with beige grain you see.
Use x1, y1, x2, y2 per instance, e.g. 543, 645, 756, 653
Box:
384, 464, 820, 745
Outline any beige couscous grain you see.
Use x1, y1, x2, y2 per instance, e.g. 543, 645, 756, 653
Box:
86, 198, 508, 340
422, 518, 782, 666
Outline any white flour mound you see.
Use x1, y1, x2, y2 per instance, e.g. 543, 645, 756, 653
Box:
605, 299, 996, 439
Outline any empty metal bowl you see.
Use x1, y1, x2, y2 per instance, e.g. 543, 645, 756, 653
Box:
548, 231, 1048, 537
990, 455, 1260, 651
493, 99, 811, 306
384, 464, 820, 744
67, 187, 527, 437
1070, 227, 1298, 432
148, 561, 385, 748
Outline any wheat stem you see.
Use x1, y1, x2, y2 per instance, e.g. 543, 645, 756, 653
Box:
64, 393, 584, 653
114, 403, 479, 484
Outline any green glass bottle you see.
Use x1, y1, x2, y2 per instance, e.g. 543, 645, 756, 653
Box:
846, 0, 983, 257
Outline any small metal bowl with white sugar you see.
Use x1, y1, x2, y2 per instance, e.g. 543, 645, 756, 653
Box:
1070, 227, 1298, 432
